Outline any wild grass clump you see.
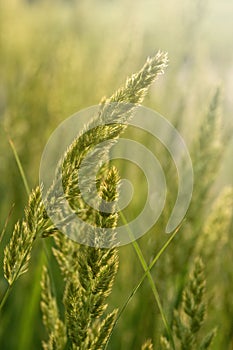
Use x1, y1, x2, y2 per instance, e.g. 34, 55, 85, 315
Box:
0, 3, 232, 346
1, 51, 173, 350
1, 44, 232, 348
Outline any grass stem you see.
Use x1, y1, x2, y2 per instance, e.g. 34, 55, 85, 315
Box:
118, 210, 177, 350
8, 137, 30, 196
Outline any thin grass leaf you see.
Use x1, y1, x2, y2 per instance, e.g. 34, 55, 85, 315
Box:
0, 204, 15, 245
8, 137, 30, 196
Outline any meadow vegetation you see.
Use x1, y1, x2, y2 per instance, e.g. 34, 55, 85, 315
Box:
0, 1, 232, 349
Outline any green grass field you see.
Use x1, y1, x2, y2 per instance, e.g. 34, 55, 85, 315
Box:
0, 1, 232, 349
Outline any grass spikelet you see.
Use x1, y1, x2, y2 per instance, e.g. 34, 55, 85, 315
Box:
89, 309, 118, 350
48, 51, 168, 231
108, 51, 168, 104
200, 328, 217, 350
41, 266, 67, 350
172, 257, 216, 350
3, 187, 45, 286
52, 232, 79, 280
141, 339, 154, 350
197, 186, 233, 255
62, 167, 120, 348
160, 336, 171, 350
44, 52, 168, 349
189, 88, 224, 223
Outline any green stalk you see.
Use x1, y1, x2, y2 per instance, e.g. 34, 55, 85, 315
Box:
0, 283, 13, 311
119, 210, 176, 350
0, 204, 15, 245
105, 224, 180, 350
116, 226, 180, 322
8, 137, 30, 196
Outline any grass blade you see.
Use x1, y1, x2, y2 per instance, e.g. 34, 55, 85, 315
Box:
8, 137, 30, 196
120, 210, 176, 350
0, 204, 15, 245
104, 211, 181, 349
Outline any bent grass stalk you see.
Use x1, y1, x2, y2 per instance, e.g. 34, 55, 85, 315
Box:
0, 204, 15, 245
105, 223, 181, 350
8, 137, 30, 196
119, 210, 176, 350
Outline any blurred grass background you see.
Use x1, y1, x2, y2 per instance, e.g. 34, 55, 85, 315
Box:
0, 0, 232, 349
